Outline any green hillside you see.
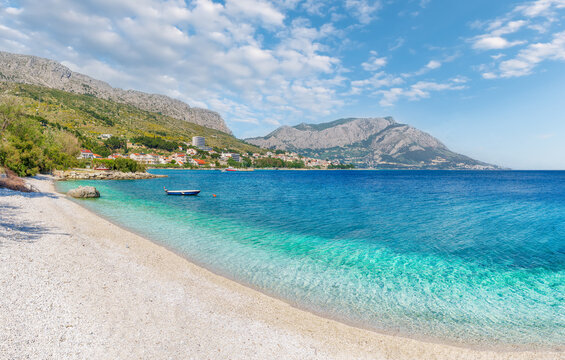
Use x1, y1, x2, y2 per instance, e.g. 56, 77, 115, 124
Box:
0, 82, 263, 155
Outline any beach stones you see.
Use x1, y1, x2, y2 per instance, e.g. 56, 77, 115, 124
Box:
67, 186, 100, 198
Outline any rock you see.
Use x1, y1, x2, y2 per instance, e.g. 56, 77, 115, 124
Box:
67, 186, 100, 198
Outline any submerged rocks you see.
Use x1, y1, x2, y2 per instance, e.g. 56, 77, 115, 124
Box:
67, 186, 100, 198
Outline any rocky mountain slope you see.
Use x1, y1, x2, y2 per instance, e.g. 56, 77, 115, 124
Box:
0, 51, 231, 134
247, 117, 498, 169
0, 81, 263, 156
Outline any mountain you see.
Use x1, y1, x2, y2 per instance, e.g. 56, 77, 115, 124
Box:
0, 51, 231, 134
0, 81, 263, 155
246, 117, 499, 169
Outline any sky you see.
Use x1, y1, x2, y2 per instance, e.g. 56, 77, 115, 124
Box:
0, 0, 564, 169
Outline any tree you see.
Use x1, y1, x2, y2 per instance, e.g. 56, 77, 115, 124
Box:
227, 158, 241, 168
104, 136, 125, 150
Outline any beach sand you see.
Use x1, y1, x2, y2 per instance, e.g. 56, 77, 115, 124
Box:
0, 176, 562, 359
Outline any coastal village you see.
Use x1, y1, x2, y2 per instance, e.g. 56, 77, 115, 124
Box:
78, 135, 345, 169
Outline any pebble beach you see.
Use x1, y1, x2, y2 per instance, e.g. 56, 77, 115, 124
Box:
0, 176, 562, 360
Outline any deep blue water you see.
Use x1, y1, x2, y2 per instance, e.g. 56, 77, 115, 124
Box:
56, 170, 565, 349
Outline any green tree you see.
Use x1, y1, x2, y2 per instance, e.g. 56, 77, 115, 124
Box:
104, 136, 125, 150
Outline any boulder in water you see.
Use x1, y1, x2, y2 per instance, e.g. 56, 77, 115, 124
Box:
67, 186, 100, 198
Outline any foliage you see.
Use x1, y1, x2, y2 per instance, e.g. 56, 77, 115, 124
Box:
0, 82, 266, 157
227, 158, 241, 168
104, 136, 126, 150
240, 156, 252, 168
0, 107, 80, 176
92, 158, 146, 172
252, 157, 304, 168
131, 136, 181, 152
328, 164, 355, 169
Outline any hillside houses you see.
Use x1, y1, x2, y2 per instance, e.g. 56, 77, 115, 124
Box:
78, 134, 348, 169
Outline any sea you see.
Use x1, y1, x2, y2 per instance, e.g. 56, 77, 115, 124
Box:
56, 170, 565, 349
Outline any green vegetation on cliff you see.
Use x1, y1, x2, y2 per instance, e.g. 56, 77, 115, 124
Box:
0, 81, 264, 154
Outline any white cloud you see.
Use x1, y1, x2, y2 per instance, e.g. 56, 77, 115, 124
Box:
402, 59, 443, 77
4, 7, 23, 15
225, 0, 285, 27
378, 79, 466, 106
425, 60, 441, 69
515, 0, 565, 18
484, 31, 565, 78
345, 0, 382, 24
472, 36, 525, 50
361, 52, 387, 71
351, 71, 403, 93
470, 0, 565, 80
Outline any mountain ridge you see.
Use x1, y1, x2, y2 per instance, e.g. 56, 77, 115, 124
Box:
247, 117, 499, 169
0, 51, 232, 134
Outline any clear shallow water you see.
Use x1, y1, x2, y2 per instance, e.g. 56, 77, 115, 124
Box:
56, 170, 565, 349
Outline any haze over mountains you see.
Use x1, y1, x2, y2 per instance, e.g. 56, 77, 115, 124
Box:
247, 117, 499, 169
0, 51, 231, 134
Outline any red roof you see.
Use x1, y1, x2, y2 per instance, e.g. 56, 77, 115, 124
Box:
81, 149, 93, 153
194, 159, 206, 165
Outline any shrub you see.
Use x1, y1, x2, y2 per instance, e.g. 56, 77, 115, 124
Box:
91, 158, 145, 172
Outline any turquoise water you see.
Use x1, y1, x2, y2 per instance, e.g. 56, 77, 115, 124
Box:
56, 170, 565, 349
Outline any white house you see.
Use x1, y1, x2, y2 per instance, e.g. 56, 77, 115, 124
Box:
78, 149, 94, 159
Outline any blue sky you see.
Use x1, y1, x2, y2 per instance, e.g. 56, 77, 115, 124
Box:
1, 0, 564, 169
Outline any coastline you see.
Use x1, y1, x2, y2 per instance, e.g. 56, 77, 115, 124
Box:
1, 177, 561, 359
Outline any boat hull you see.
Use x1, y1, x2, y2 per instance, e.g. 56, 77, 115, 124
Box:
165, 190, 200, 196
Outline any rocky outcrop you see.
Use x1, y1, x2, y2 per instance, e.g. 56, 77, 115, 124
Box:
0, 51, 232, 134
67, 186, 100, 198
247, 117, 499, 169
54, 170, 167, 180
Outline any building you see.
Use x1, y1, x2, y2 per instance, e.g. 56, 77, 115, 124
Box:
129, 153, 143, 162
78, 149, 94, 159
191, 159, 207, 167
98, 134, 113, 140
192, 136, 205, 148
231, 153, 240, 162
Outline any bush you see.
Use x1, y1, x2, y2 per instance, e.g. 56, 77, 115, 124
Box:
114, 158, 145, 172
92, 158, 145, 173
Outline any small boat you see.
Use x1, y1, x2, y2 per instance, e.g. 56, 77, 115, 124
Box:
164, 186, 200, 196
225, 167, 237, 172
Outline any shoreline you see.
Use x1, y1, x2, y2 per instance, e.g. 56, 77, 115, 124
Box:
1, 177, 562, 359
54, 186, 561, 354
